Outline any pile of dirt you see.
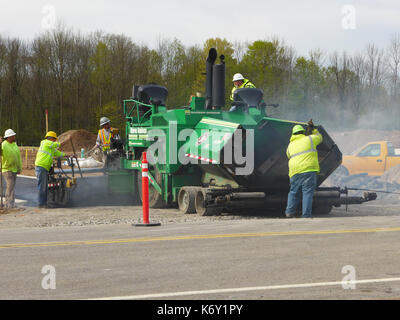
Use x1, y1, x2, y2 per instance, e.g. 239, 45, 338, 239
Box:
58, 130, 97, 154
330, 129, 400, 155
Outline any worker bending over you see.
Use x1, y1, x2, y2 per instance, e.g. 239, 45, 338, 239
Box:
1, 129, 22, 208
285, 120, 323, 218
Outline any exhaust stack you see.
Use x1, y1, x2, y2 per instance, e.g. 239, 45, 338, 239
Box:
205, 48, 217, 110
212, 55, 225, 108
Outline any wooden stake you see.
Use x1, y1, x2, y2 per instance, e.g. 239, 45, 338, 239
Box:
45, 109, 49, 134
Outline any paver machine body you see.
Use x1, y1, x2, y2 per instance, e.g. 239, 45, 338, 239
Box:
107, 48, 376, 215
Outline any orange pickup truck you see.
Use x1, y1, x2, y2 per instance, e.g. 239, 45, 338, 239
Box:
340, 141, 400, 176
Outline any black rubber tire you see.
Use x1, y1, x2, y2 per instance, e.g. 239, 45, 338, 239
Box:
194, 189, 222, 216
178, 187, 197, 214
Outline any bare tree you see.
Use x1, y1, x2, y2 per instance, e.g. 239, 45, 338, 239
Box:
349, 52, 366, 116
329, 51, 351, 118
0, 36, 7, 129
47, 25, 74, 133
365, 43, 385, 89
309, 48, 325, 67
232, 40, 248, 64
387, 34, 400, 99
3, 38, 28, 133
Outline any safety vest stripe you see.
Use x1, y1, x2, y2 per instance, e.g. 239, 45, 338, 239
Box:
38, 149, 52, 156
100, 129, 111, 147
288, 149, 317, 159
288, 136, 316, 159
103, 129, 111, 144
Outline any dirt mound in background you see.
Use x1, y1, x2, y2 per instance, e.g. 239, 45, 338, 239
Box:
58, 129, 97, 153
330, 129, 400, 154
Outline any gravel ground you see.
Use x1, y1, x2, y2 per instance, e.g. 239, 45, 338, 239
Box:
0, 197, 399, 229
0, 205, 280, 229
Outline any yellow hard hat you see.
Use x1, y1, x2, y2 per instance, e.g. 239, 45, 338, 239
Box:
45, 131, 58, 139
292, 125, 305, 134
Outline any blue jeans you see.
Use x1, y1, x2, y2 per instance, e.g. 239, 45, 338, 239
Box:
285, 171, 317, 218
35, 166, 49, 206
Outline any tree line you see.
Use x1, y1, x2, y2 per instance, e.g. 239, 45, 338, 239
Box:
1, 25, 400, 146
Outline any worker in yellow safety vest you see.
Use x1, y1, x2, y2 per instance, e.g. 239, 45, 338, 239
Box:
285, 120, 323, 218
96, 117, 120, 164
34, 131, 67, 209
1, 129, 22, 209
230, 73, 256, 101
96, 117, 120, 151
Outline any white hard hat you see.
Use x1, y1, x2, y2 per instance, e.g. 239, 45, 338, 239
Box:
232, 73, 244, 82
100, 116, 111, 126
4, 129, 16, 138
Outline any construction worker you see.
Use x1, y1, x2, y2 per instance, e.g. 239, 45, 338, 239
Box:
34, 131, 66, 209
96, 117, 120, 164
1, 129, 22, 209
285, 120, 323, 218
230, 73, 256, 101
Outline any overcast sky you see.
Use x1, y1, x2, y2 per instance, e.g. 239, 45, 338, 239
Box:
0, 0, 399, 56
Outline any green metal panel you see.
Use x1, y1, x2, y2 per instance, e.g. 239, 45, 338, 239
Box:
107, 170, 135, 194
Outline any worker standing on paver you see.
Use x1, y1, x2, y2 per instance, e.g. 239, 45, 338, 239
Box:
285, 120, 323, 218
96, 117, 120, 165
34, 131, 66, 209
1, 129, 22, 209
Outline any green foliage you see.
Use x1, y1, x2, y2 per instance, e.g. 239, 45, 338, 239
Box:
90, 42, 111, 90
95, 100, 124, 132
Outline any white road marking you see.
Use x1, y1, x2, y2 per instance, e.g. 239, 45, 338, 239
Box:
90, 277, 400, 300
17, 175, 36, 180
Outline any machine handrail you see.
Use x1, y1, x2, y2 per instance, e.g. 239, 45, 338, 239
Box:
124, 99, 154, 124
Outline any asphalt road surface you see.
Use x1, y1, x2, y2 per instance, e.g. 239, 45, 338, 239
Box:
14, 174, 136, 207
1, 176, 400, 301
1, 213, 400, 300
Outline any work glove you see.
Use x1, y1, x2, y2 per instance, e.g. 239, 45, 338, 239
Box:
305, 119, 314, 136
